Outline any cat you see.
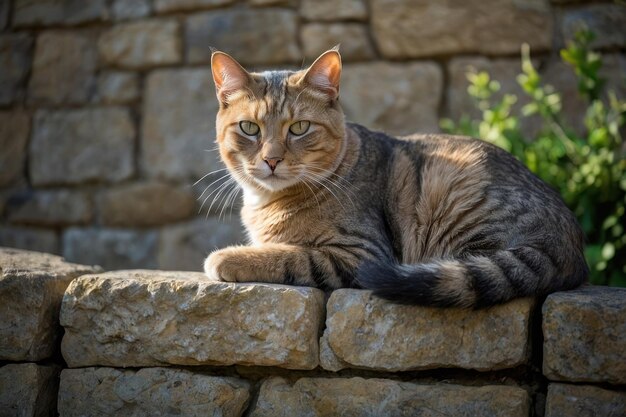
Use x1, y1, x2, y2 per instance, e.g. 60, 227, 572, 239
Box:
203, 47, 588, 308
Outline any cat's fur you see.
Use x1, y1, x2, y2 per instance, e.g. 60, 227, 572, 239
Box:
204, 48, 588, 308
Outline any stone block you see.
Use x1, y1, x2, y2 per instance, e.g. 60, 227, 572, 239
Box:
446, 56, 546, 138
446, 53, 626, 138
0, 34, 33, 105
155, 0, 236, 13
371, 0, 552, 58
60, 271, 325, 369
301, 23, 375, 62
0, 0, 8, 30
158, 216, 246, 271
250, 377, 530, 417
545, 383, 626, 417
63, 228, 158, 270
12, 0, 109, 27
0, 226, 60, 255
96, 71, 139, 104
28, 31, 97, 104
300, 0, 367, 21
543, 286, 626, 384
186, 9, 300, 65
0, 247, 99, 361
447, 57, 527, 122
341, 62, 442, 136
29, 108, 135, 186
7, 189, 92, 226
141, 68, 222, 180
58, 367, 250, 417
250, 0, 293, 6
560, 4, 626, 49
321, 289, 533, 372
0, 111, 29, 186
0, 363, 60, 417
112, 0, 151, 21
98, 19, 181, 69
98, 182, 196, 227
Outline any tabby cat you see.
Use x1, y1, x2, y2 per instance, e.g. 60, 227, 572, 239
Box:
203, 48, 588, 308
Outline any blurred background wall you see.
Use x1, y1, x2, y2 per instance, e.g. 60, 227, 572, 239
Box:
0, 0, 624, 271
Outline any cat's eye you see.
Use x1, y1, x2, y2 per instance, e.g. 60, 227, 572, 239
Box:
239, 120, 260, 136
289, 121, 310, 136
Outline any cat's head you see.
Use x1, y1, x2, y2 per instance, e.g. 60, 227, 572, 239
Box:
211, 48, 345, 194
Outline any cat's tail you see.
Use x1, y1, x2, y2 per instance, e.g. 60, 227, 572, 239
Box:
356, 247, 588, 308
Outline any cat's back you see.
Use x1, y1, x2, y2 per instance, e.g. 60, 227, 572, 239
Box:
389, 129, 559, 195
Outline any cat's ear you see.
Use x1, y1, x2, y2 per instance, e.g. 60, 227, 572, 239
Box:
211, 51, 251, 104
301, 47, 342, 100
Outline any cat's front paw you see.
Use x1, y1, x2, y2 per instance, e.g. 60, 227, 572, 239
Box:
203, 249, 241, 282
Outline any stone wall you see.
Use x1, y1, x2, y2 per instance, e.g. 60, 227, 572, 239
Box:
1, 0, 625, 271
1, 247, 625, 416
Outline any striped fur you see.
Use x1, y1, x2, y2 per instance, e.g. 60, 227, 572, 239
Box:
203, 50, 588, 308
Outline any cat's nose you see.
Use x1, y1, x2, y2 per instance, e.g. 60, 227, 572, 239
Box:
264, 157, 283, 172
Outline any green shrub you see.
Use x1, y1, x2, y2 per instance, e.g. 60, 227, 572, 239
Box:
441, 29, 626, 287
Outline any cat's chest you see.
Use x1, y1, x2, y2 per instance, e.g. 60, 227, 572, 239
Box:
241, 203, 328, 245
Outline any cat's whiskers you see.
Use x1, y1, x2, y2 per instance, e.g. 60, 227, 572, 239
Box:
207, 178, 238, 217
301, 172, 349, 212
307, 163, 355, 191
304, 167, 357, 210
199, 177, 235, 216
218, 182, 241, 221
298, 178, 322, 217
196, 172, 234, 202
197, 166, 245, 215
193, 167, 230, 187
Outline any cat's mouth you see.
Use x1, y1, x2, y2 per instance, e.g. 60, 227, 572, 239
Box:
248, 170, 302, 192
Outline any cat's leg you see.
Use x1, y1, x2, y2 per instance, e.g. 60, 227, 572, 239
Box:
203, 243, 359, 289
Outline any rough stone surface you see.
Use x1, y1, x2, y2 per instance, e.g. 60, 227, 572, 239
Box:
98, 19, 181, 69
0, 111, 29, 186
63, 228, 158, 270
447, 53, 626, 137
300, 0, 367, 21
0, 33, 33, 105
142, 69, 222, 180
12, 0, 109, 27
543, 286, 626, 384
61, 271, 325, 369
96, 71, 139, 104
0, 247, 99, 361
0, 0, 8, 30
29, 108, 135, 186
29, 31, 97, 104
157, 216, 247, 271
7, 189, 92, 226
301, 23, 375, 62
545, 383, 626, 417
98, 182, 196, 227
0, 227, 60, 255
321, 290, 533, 372
58, 367, 250, 417
186, 9, 300, 65
341, 62, 442, 135
250, 0, 293, 5
0, 363, 60, 417
371, 0, 552, 58
155, 0, 236, 12
560, 4, 626, 49
112, 0, 151, 20
250, 377, 530, 417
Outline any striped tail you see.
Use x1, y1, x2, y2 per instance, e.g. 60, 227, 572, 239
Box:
356, 247, 588, 308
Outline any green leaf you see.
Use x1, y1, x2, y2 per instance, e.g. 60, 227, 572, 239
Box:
601, 242, 616, 261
